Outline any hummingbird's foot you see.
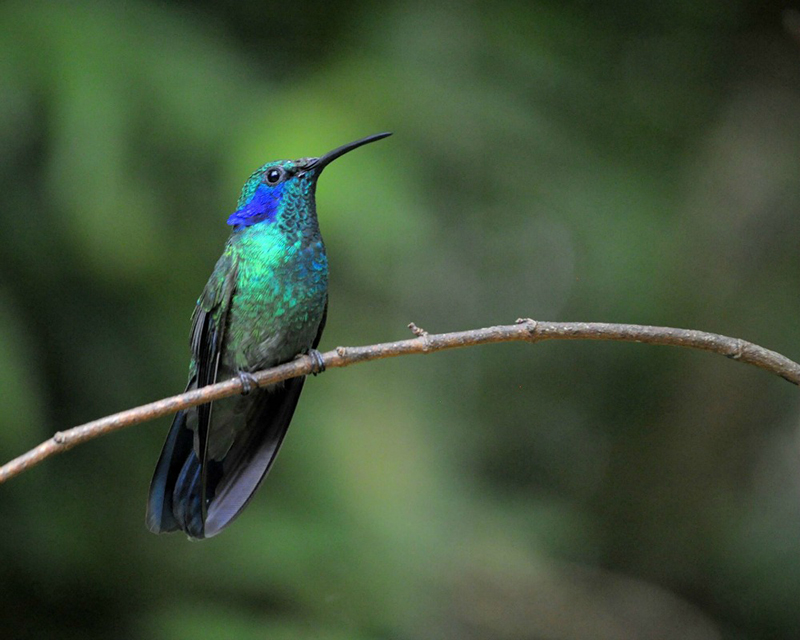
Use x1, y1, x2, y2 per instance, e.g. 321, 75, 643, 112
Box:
237, 371, 259, 395
307, 349, 326, 376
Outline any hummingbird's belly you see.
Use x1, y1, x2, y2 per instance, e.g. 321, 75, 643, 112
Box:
223, 241, 328, 373
241, 300, 325, 369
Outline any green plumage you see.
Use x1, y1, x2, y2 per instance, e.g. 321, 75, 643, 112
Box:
198, 221, 328, 375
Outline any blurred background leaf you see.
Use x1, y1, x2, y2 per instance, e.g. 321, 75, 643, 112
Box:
1, 0, 800, 638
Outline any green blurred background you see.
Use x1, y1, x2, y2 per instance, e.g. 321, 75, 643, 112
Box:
2, 1, 800, 638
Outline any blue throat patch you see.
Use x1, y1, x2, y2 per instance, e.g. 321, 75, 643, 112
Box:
227, 182, 285, 227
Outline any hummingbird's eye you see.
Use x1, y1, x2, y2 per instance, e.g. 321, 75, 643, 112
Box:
265, 168, 283, 185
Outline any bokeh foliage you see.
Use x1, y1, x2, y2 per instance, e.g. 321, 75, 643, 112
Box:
1, 1, 800, 638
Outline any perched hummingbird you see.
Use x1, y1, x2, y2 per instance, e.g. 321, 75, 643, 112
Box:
146, 132, 391, 539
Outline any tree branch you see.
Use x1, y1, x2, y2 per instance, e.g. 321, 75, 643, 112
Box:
1, 319, 798, 484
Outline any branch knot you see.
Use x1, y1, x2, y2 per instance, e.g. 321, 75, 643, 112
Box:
728, 338, 745, 360
515, 317, 539, 339
408, 322, 432, 352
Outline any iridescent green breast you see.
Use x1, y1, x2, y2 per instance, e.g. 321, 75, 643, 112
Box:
222, 224, 328, 373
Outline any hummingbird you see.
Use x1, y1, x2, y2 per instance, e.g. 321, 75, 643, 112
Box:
146, 132, 392, 539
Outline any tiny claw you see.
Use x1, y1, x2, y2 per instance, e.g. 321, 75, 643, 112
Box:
238, 371, 258, 395
307, 349, 326, 376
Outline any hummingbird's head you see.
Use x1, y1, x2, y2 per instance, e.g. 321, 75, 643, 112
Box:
227, 132, 391, 229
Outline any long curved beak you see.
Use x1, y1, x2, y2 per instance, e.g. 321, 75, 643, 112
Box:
307, 132, 392, 172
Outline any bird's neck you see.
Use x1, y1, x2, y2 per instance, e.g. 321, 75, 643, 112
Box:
233, 202, 321, 245
277, 194, 321, 240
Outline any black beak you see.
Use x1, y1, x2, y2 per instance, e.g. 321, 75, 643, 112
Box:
308, 132, 392, 172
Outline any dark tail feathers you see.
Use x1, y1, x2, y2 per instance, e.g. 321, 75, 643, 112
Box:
146, 376, 305, 539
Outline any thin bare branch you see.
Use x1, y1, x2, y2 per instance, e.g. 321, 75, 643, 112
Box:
1, 319, 798, 484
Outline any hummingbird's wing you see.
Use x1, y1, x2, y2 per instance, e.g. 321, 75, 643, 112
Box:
146, 250, 238, 538
191, 255, 239, 521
